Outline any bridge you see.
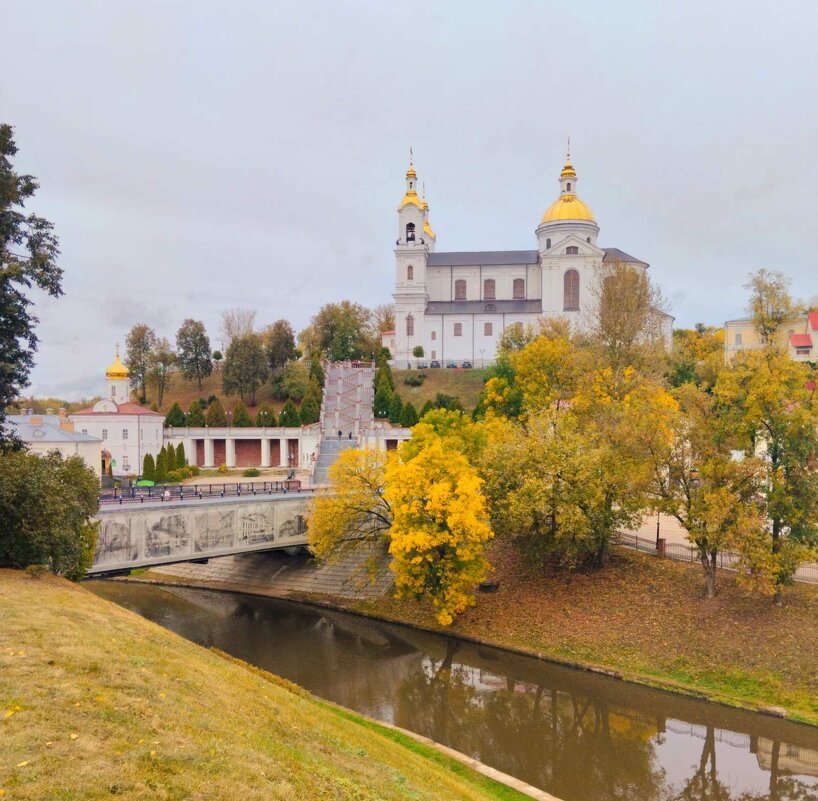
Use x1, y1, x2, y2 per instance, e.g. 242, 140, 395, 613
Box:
90, 491, 316, 576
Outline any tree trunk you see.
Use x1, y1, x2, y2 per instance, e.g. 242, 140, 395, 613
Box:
772, 518, 783, 605
700, 550, 716, 599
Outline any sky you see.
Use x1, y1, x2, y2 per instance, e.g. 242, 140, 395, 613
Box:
3, 0, 817, 399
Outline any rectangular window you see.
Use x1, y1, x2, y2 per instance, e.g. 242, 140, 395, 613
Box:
735, 332, 743, 346
454, 279, 467, 300
101, 429, 107, 440
484, 322, 493, 336
431, 350, 436, 360
431, 331, 436, 341
122, 429, 128, 440
81, 429, 87, 434
454, 323, 463, 336
513, 278, 525, 299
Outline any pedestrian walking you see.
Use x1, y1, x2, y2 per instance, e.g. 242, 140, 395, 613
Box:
348, 431, 352, 440
337, 428, 342, 440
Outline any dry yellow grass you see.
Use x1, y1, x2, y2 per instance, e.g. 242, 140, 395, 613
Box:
0, 569, 527, 800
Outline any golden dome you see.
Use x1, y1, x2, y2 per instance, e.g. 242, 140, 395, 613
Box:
423, 220, 436, 239
406, 164, 417, 179
560, 158, 577, 179
105, 354, 129, 380
399, 191, 422, 209
540, 194, 595, 223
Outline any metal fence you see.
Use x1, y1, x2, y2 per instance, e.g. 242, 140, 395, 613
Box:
612, 532, 818, 586
98, 480, 319, 505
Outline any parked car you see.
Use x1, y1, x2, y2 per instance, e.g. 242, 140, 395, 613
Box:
461, 360, 473, 369
446, 361, 458, 369
417, 361, 428, 369
429, 360, 441, 368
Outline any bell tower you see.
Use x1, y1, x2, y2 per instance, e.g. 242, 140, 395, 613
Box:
393, 152, 430, 365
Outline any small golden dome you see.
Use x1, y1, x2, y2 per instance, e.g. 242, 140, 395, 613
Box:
406, 164, 417, 179
560, 159, 577, 179
540, 194, 595, 223
399, 192, 422, 210
105, 354, 129, 380
423, 220, 436, 239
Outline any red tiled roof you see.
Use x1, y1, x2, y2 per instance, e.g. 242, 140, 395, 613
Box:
809, 311, 818, 332
71, 402, 162, 416
789, 333, 813, 348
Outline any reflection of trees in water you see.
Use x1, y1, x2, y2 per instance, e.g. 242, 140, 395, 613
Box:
671, 727, 816, 801
395, 644, 664, 801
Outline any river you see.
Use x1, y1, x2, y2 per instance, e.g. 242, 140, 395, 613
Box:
88, 581, 818, 801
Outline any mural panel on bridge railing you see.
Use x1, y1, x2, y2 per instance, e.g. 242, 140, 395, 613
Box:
92, 496, 312, 573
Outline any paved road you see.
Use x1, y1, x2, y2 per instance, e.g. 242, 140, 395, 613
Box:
627, 512, 691, 546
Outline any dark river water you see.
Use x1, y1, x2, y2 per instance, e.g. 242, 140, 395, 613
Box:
88, 581, 818, 801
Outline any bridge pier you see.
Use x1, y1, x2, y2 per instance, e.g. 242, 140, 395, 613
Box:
204, 438, 215, 468
261, 438, 271, 467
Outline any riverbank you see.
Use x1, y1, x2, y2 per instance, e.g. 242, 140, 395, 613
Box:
0, 569, 541, 800
138, 542, 818, 727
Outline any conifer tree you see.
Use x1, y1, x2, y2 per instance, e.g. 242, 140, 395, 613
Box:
155, 448, 167, 483
300, 394, 320, 425
231, 400, 253, 427
309, 358, 325, 387
176, 442, 186, 468
186, 401, 205, 426
255, 403, 278, 427
399, 401, 418, 427
279, 399, 302, 427
374, 363, 394, 392
373, 384, 392, 418
142, 453, 155, 481
165, 442, 177, 472
164, 402, 186, 427
205, 398, 228, 426
388, 394, 403, 424
419, 400, 435, 420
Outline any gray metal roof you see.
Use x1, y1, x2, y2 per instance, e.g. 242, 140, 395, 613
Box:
426, 300, 543, 315
427, 250, 539, 267
602, 247, 647, 265
5, 415, 102, 443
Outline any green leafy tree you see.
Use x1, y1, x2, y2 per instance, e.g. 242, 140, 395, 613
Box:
388, 393, 403, 424
164, 402, 186, 427
175, 442, 186, 468
141, 453, 155, 481
154, 448, 167, 483
186, 401, 205, 426
745, 268, 803, 345
223, 334, 268, 405
0, 124, 63, 452
212, 350, 223, 371
375, 363, 394, 392
148, 336, 176, 406
263, 319, 297, 371
231, 400, 253, 427
271, 360, 311, 401
374, 384, 392, 418
205, 398, 228, 426
399, 401, 418, 427
0, 451, 99, 580
299, 300, 378, 361
175, 319, 212, 389
434, 392, 463, 413
255, 403, 278, 427
279, 399, 301, 427
412, 345, 424, 358
125, 324, 157, 403
300, 394, 320, 425
419, 400, 435, 419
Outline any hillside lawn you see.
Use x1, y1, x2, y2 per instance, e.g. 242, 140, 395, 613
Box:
352, 542, 818, 727
0, 569, 534, 801
393, 367, 488, 413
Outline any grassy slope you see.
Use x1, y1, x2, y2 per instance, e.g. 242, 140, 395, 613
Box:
0, 570, 528, 801
355, 542, 818, 726
393, 368, 488, 413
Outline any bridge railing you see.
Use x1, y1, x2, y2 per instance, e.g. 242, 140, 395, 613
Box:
99, 480, 328, 506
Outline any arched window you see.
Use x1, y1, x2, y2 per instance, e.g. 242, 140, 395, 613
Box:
513, 278, 525, 299
564, 269, 580, 311
407, 265, 413, 281
406, 314, 414, 336
483, 279, 495, 300
566, 246, 579, 255
454, 279, 467, 300
546, 238, 551, 249
454, 323, 463, 336
406, 223, 415, 242
567, 182, 572, 192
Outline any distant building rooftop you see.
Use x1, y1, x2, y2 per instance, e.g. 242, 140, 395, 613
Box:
5, 414, 101, 443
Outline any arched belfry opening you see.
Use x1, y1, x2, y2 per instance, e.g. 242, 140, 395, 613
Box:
406, 223, 415, 242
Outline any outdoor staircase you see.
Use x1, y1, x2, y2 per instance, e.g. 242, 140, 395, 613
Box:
311, 361, 376, 485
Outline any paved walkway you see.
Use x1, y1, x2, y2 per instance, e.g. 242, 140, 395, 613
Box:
628, 513, 691, 546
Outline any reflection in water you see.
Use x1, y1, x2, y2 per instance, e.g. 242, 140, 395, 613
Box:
88, 582, 818, 801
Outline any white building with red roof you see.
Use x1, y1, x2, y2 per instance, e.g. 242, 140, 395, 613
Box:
69, 352, 163, 476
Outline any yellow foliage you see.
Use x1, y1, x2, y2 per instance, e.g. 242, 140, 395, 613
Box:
385, 440, 493, 625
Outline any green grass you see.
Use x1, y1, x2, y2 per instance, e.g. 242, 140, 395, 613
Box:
394, 368, 488, 412
0, 569, 531, 801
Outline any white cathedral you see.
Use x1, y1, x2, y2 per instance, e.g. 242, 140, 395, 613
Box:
388, 151, 672, 366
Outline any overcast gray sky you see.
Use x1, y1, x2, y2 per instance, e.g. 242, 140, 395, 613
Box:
3, 0, 817, 399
